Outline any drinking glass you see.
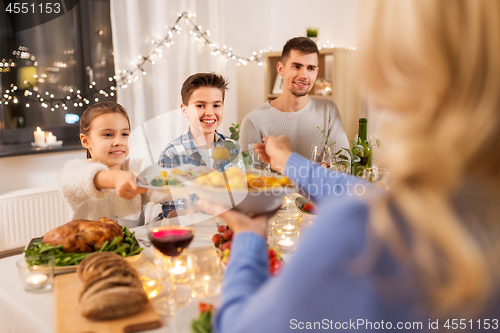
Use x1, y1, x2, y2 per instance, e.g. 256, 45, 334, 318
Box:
247, 143, 268, 170
310, 144, 325, 164
361, 167, 394, 190
187, 247, 222, 298
147, 220, 195, 311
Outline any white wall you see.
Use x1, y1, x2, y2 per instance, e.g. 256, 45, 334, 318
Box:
0, 150, 85, 195
219, 0, 359, 123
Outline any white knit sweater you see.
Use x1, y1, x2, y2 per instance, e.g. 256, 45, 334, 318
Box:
58, 158, 152, 228
240, 97, 349, 158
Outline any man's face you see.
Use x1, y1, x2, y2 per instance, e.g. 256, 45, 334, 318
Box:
278, 49, 319, 97
182, 87, 224, 141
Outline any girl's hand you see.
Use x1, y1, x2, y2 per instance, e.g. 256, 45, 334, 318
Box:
94, 170, 148, 200
254, 135, 293, 173
197, 199, 274, 238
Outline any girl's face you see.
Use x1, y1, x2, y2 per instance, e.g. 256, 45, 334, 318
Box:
80, 113, 130, 170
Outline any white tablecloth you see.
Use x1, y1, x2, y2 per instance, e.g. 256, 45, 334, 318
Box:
0, 213, 219, 333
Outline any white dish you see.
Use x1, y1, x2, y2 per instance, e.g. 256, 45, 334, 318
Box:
136, 164, 200, 192
31, 140, 63, 148
178, 169, 298, 215
171, 294, 220, 333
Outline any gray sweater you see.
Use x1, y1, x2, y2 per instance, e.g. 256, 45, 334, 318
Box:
240, 97, 349, 158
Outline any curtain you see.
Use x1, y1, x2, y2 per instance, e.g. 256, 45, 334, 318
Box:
110, 0, 238, 163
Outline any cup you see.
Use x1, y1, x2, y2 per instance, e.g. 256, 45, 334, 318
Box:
361, 167, 394, 190
273, 212, 301, 253
187, 247, 222, 298
248, 143, 268, 170
16, 256, 55, 292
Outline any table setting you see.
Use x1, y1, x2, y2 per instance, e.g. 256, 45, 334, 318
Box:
0, 162, 316, 333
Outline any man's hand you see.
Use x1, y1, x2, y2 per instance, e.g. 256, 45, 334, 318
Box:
197, 200, 272, 238
254, 135, 293, 173
95, 170, 148, 200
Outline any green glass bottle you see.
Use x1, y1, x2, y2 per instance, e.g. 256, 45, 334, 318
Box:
351, 118, 372, 177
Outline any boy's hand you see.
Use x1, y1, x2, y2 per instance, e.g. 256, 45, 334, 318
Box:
254, 135, 292, 173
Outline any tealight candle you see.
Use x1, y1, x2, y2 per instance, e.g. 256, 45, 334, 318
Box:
282, 224, 296, 231
45, 132, 56, 144
170, 261, 188, 275
278, 238, 294, 247
33, 127, 45, 144
26, 273, 48, 285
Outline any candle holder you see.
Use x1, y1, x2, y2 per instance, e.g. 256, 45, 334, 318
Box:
272, 211, 302, 253
187, 247, 222, 298
16, 256, 54, 292
138, 263, 175, 316
167, 254, 190, 284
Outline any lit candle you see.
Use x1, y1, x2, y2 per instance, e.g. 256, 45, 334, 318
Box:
33, 127, 45, 144
170, 260, 188, 275
282, 224, 296, 231
26, 273, 48, 285
278, 238, 294, 247
45, 132, 57, 144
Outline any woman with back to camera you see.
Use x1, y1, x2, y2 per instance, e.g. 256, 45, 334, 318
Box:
198, 1, 500, 332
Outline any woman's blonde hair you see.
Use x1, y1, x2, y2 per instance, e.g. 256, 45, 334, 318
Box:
357, 0, 500, 316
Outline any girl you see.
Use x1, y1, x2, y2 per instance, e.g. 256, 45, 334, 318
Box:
59, 101, 152, 228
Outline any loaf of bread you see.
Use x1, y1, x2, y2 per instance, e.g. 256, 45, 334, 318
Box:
77, 252, 148, 320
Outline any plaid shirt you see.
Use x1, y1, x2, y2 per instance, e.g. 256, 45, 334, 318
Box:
158, 127, 231, 172
156, 128, 238, 220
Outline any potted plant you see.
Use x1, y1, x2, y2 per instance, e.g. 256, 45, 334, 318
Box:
306, 28, 319, 42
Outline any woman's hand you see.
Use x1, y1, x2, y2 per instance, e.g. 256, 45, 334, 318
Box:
94, 170, 148, 199
254, 135, 293, 173
197, 200, 272, 238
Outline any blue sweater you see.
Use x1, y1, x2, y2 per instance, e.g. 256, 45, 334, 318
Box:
215, 153, 498, 332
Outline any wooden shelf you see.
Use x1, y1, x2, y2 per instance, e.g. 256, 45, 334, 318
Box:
263, 48, 362, 139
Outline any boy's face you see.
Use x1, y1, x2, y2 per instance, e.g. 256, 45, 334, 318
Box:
278, 49, 319, 97
182, 87, 224, 140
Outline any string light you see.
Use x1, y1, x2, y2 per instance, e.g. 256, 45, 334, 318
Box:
1, 11, 349, 108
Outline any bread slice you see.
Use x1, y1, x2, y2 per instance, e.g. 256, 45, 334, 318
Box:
80, 287, 148, 320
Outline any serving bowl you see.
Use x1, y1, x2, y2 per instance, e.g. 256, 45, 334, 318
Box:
177, 169, 298, 215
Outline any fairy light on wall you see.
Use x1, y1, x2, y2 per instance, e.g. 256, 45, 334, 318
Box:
1, 11, 349, 108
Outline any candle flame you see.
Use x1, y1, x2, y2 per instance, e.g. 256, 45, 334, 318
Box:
36, 127, 41, 132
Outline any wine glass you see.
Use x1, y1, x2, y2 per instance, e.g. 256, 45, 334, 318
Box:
147, 220, 195, 312
361, 167, 393, 190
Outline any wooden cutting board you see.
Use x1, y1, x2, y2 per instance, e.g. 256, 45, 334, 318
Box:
54, 273, 162, 333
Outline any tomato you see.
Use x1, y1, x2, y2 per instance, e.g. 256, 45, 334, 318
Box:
267, 248, 276, 258
303, 203, 315, 214
199, 302, 213, 312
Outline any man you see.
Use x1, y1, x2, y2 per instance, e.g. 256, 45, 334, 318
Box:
240, 37, 349, 159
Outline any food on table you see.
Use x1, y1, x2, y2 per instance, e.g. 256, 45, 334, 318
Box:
212, 146, 230, 161
212, 226, 283, 275
149, 168, 199, 186
191, 301, 214, 333
24, 221, 143, 267
43, 217, 123, 253
195, 167, 293, 190
302, 202, 317, 214
77, 252, 148, 320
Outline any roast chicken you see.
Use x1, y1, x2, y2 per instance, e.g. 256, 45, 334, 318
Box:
43, 217, 123, 253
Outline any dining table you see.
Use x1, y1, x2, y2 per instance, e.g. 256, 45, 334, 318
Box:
0, 213, 221, 333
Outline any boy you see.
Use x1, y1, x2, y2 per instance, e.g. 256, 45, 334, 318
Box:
156, 72, 233, 219
158, 72, 232, 171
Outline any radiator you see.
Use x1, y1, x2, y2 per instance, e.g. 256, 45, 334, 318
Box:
0, 186, 71, 253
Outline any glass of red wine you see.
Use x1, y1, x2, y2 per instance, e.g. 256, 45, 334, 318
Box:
147, 221, 195, 313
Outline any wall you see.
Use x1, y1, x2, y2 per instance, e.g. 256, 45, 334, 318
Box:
0, 150, 85, 195
219, 0, 360, 123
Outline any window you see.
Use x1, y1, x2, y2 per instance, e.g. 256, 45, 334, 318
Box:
0, 0, 115, 147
